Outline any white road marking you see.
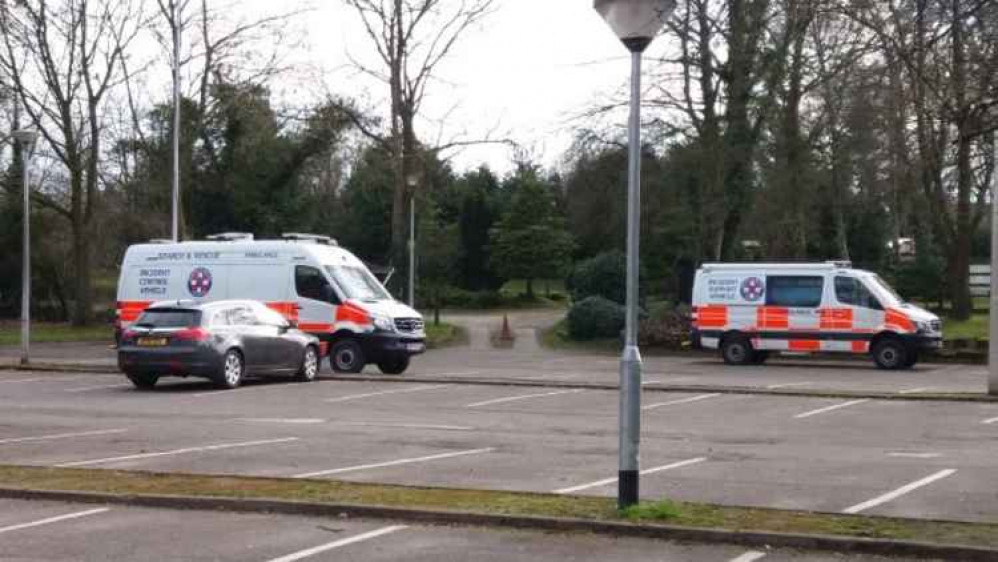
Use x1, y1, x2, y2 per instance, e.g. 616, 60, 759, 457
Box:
430, 371, 480, 377
466, 389, 584, 408
240, 418, 327, 424
793, 399, 870, 419
64, 384, 131, 393
55, 437, 299, 467
842, 469, 957, 514
553, 457, 707, 494
898, 387, 932, 394
729, 552, 768, 562
0, 508, 110, 535
336, 422, 474, 431
887, 452, 942, 459
324, 384, 448, 404
641, 380, 662, 386
0, 378, 43, 384
0, 428, 127, 445
294, 447, 494, 478
765, 382, 812, 389
982, 416, 998, 425
266, 525, 408, 562
642, 393, 721, 411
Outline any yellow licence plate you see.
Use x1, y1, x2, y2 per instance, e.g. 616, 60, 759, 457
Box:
137, 337, 168, 347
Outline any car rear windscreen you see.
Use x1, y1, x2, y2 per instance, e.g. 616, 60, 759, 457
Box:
134, 309, 202, 328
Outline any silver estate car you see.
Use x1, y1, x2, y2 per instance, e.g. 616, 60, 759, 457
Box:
118, 300, 321, 390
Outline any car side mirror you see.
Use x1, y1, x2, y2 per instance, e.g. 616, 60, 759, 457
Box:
288, 319, 298, 329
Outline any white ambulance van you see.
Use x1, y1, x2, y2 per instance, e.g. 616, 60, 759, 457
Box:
691, 262, 942, 369
116, 233, 425, 374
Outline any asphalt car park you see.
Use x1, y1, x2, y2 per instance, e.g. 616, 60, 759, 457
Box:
0, 497, 944, 561
1, 367, 995, 527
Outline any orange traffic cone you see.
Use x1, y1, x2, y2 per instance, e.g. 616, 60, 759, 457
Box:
500, 314, 514, 342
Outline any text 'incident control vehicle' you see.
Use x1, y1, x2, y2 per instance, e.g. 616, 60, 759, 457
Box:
116, 233, 425, 375
117, 300, 321, 389
691, 262, 942, 370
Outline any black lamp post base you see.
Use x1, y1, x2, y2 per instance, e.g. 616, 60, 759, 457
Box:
618, 470, 639, 509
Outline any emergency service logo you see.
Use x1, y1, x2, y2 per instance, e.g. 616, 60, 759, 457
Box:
188, 267, 213, 297
740, 276, 765, 302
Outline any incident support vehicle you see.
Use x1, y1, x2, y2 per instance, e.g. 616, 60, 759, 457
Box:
115, 233, 425, 374
691, 262, 942, 369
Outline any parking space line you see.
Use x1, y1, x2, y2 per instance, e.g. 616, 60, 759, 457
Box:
240, 418, 327, 424
323, 384, 448, 404
64, 384, 131, 393
466, 389, 584, 408
55, 437, 299, 467
0, 378, 44, 384
842, 469, 957, 514
982, 416, 998, 425
898, 387, 932, 394
335, 422, 474, 431
553, 457, 707, 494
642, 393, 721, 411
888, 452, 942, 459
294, 447, 494, 478
0, 508, 110, 535
0, 428, 127, 445
765, 382, 812, 389
729, 552, 767, 562
793, 399, 869, 419
266, 525, 408, 562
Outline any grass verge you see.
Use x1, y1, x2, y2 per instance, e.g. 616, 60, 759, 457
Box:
424, 322, 467, 349
0, 322, 112, 346
0, 466, 995, 549
944, 314, 988, 341
539, 319, 620, 353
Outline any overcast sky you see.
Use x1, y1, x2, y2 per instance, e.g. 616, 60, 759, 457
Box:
267, 0, 669, 175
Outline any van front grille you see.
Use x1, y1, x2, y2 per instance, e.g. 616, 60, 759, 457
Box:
395, 318, 424, 333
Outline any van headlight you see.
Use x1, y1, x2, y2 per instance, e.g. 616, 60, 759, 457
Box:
915, 320, 933, 334
372, 315, 395, 332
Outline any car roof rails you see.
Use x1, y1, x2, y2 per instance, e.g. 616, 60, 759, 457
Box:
206, 232, 254, 242
281, 232, 338, 246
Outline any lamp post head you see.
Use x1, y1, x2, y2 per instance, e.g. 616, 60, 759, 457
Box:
13, 129, 39, 148
594, 0, 676, 53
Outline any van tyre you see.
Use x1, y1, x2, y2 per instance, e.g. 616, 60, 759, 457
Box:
330, 339, 365, 373
296, 345, 320, 382
904, 349, 919, 368
872, 338, 907, 370
126, 371, 159, 390
214, 349, 245, 389
721, 334, 754, 366
377, 356, 410, 375
751, 351, 770, 365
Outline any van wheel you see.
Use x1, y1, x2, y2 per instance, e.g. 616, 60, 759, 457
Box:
296, 345, 320, 382
905, 351, 919, 368
330, 339, 365, 373
377, 357, 410, 375
213, 349, 245, 389
721, 335, 754, 366
126, 371, 159, 390
872, 338, 907, 370
751, 351, 770, 365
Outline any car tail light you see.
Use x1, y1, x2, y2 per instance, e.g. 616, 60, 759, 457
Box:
173, 327, 208, 342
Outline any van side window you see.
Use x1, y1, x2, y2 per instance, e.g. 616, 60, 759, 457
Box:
296, 266, 338, 304
766, 276, 824, 307
835, 277, 882, 310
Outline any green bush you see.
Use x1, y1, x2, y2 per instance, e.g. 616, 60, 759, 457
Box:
567, 296, 625, 340
638, 302, 691, 349
568, 252, 627, 305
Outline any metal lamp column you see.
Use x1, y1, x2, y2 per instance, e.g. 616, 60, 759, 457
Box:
14, 129, 39, 366
990, 135, 998, 395
593, 0, 676, 509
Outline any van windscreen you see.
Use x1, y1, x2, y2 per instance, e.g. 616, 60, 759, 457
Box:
326, 266, 390, 302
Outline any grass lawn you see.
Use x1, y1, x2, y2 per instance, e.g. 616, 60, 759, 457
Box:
0, 321, 112, 346
424, 322, 467, 349
944, 313, 988, 341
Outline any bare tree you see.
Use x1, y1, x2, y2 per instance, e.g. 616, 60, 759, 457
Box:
342, 0, 496, 283
0, 0, 145, 325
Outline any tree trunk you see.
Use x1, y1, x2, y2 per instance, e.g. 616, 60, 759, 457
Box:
526, 278, 534, 299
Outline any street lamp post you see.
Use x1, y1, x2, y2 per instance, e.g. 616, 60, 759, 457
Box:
990, 135, 998, 395
14, 129, 39, 366
594, 0, 675, 509
407, 174, 418, 308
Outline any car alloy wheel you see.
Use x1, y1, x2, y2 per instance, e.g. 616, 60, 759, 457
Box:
298, 346, 319, 381
219, 349, 244, 388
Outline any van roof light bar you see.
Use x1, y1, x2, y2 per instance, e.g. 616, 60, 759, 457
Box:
206, 232, 254, 241
281, 233, 338, 246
